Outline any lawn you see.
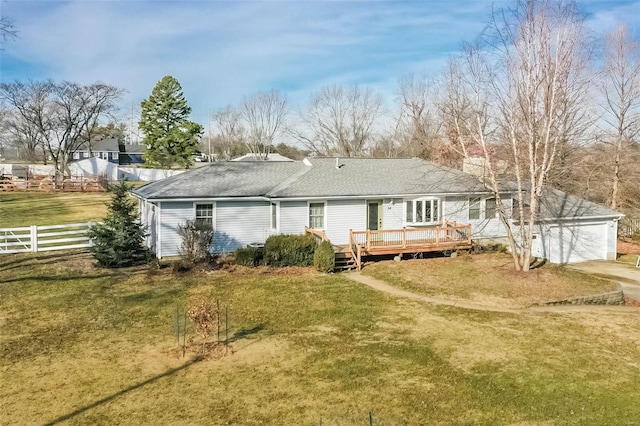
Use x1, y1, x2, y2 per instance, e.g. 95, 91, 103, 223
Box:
1, 251, 640, 424
362, 253, 617, 308
0, 192, 111, 228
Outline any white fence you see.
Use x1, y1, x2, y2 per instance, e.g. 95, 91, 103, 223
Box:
0, 222, 96, 254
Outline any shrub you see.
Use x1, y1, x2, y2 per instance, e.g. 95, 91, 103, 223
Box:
87, 180, 151, 268
178, 219, 214, 264
234, 246, 263, 267
314, 241, 335, 273
264, 234, 317, 267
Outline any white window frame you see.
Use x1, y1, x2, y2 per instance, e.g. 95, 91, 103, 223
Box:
307, 201, 327, 230
404, 197, 441, 226
270, 201, 280, 232
73, 152, 80, 159
112, 151, 119, 160
194, 202, 215, 228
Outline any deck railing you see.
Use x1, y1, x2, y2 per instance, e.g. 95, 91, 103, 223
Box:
304, 226, 329, 243
350, 222, 471, 251
0, 222, 97, 254
348, 222, 472, 270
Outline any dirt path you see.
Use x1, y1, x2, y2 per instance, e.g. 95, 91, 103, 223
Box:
344, 271, 638, 314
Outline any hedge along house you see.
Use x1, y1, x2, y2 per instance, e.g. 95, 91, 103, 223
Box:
132, 157, 622, 268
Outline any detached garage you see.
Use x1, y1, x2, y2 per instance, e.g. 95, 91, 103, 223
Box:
530, 189, 622, 264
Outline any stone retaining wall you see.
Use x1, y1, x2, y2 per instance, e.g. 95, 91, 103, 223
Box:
536, 283, 625, 306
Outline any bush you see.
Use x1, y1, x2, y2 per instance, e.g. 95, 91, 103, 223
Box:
234, 246, 264, 267
264, 234, 317, 267
87, 180, 151, 268
314, 241, 335, 273
178, 219, 214, 264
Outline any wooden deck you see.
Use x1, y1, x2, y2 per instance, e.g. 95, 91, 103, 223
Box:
306, 222, 473, 271
347, 222, 472, 270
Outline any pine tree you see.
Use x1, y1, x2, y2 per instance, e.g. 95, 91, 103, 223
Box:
88, 180, 151, 268
139, 75, 203, 168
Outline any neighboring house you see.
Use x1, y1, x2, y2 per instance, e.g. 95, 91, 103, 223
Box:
74, 139, 120, 164
232, 153, 295, 162
132, 157, 622, 264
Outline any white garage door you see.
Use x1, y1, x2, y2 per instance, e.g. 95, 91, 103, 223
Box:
548, 222, 608, 264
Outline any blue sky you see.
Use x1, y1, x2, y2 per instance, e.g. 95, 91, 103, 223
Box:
1, 0, 639, 127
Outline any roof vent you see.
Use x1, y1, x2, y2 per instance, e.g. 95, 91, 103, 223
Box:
335, 157, 345, 169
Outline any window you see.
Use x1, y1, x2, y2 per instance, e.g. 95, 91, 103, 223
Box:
405, 198, 440, 225
271, 202, 278, 230
73, 152, 80, 159
469, 198, 481, 220
308, 202, 325, 229
485, 198, 497, 218
469, 197, 498, 220
112, 152, 119, 160
195, 204, 214, 227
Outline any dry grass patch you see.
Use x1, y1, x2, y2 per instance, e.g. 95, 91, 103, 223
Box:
362, 253, 616, 308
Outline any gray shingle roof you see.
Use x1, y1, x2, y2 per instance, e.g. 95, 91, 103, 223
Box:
133, 157, 496, 200
80, 139, 119, 152
133, 161, 305, 199
267, 157, 488, 197
132, 157, 622, 219
539, 188, 623, 220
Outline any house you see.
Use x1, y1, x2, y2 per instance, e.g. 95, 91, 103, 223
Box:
132, 157, 622, 266
74, 139, 120, 164
73, 140, 146, 165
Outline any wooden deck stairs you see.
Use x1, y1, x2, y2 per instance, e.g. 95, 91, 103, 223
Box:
334, 251, 357, 272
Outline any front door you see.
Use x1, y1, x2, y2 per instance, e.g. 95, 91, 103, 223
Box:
367, 200, 383, 231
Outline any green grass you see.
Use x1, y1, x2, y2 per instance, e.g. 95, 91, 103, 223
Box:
1, 252, 640, 424
0, 192, 111, 227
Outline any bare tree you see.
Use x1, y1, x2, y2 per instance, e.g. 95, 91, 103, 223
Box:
0, 16, 17, 42
212, 105, 245, 160
290, 85, 382, 157
598, 24, 640, 211
0, 80, 122, 180
451, 0, 591, 271
395, 74, 441, 158
0, 81, 52, 163
240, 90, 287, 160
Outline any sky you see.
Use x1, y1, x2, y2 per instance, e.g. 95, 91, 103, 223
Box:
1, 0, 640, 130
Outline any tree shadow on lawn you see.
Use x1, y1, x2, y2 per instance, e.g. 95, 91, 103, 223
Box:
229, 324, 265, 343
43, 327, 266, 425
44, 357, 204, 426
0, 252, 88, 273
1, 273, 115, 285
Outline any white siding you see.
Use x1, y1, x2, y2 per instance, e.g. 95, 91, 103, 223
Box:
280, 201, 308, 235
213, 201, 271, 253
443, 196, 510, 239
326, 199, 366, 244
383, 198, 404, 229
159, 202, 193, 257
442, 197, 468, 223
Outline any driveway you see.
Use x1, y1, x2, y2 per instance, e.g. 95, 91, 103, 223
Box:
568, 260, 640, 301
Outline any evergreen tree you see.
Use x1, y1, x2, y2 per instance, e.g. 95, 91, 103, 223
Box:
139, 75, 203, 168
88, 180, 151, 268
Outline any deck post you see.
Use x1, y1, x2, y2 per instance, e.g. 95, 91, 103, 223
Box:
402, 227, 406, 248
30, 225, 38, 252
366, 229, 370, 250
